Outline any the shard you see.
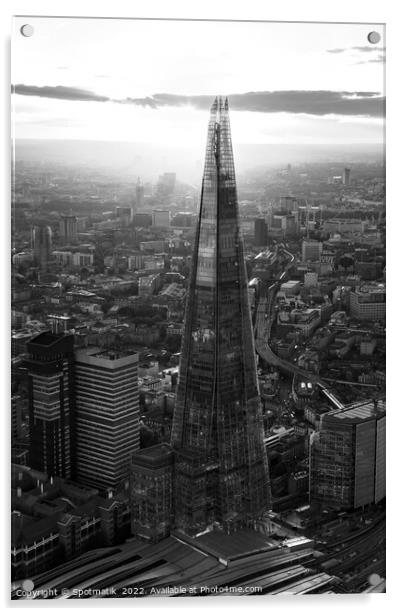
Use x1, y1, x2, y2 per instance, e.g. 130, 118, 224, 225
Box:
171, 97, 271, 535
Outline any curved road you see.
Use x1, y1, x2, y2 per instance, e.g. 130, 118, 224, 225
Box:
254, 247, 343, 410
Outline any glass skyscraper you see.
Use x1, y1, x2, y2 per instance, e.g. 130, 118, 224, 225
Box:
171, 97, 271, 535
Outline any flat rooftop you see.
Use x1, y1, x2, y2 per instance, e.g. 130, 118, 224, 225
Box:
131, 443, 173, 468
75, 347, 138, 366
325, 398, 385, 423
180, 528, 276, 561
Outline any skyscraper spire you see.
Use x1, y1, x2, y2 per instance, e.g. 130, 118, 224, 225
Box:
171, 97, 271, 536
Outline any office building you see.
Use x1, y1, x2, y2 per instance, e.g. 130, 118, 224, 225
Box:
270, 214, 297, 237
138, 273, 162, 296
32, 225, 52, 273
350, 283, 386, 321
343, 167, 351, 186
48, 314, 75, 334
157, 172, 176, 196
152, 209, 171, 227
310, 399, 386, 510
133, 212, 152, 227
280, 196, 298, 213
72, 251, 94, 268
171, 98, 271, 536
302, 239, 322, 262
115, 206, 132, 225
25, 332, 75, 479
130, 444, 174, 542
128, 253, 145, 271
59, 215, 78, 242
254, 217, 268, 246
75, 348, 139, 490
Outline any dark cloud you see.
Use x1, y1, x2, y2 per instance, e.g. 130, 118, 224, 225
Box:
122, 91, 384, 117
12, 84, 110, 102
117, 96, 159, 109
12, 84, 384, 117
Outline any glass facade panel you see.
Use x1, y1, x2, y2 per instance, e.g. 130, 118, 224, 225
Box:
354, 420, 376, 508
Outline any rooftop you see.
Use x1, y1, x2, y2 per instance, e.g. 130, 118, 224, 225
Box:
27, 331, 69, 348
175, 528, 276, 561
324, 398, 385, 424
131, 443, 173, 468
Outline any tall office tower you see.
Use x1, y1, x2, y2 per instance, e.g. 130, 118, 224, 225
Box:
135, 177, 144, 212
171, 98, 271, 536
25, 332, 75, 478
342, 167, 351, 186
59, 214, 78, 242
254, 217, 268, 246
310, 399, 385, 510
75, 348, 139, 490
32, 225, 52, 273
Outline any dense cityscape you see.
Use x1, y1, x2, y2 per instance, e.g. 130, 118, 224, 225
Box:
11, 95, 385, 598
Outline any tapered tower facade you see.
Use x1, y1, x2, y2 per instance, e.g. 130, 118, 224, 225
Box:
171, 97, 271, 535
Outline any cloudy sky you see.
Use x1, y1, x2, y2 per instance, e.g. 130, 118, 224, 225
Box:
12, 17, 385, 146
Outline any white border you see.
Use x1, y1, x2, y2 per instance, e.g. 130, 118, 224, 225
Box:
1, 1, 398, 614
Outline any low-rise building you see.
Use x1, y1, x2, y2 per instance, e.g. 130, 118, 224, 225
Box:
11, 467, 130, 580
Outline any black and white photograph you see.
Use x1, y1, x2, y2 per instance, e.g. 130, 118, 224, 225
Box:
9, 13, 386, 600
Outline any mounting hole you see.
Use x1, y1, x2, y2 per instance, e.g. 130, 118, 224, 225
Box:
22, 579, 34, 591
20, 24, 34, 37
367, 31, 381, 44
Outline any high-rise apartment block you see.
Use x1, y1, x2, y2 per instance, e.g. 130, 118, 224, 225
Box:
310, 399, 385, 510
171, 98, 271, 536
75, 348, 139, 490
25, 332, 75, 479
